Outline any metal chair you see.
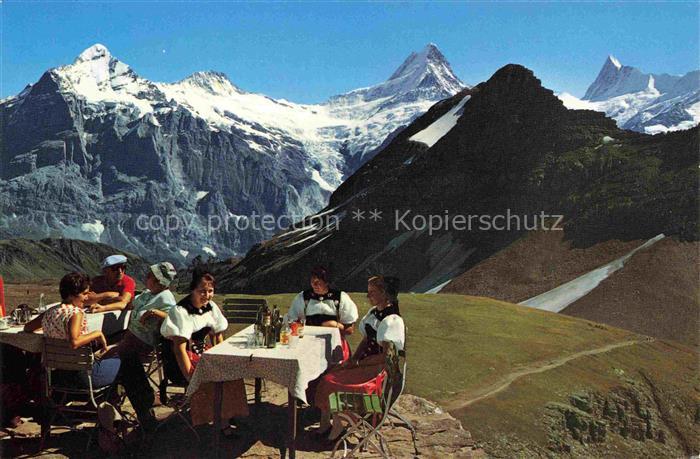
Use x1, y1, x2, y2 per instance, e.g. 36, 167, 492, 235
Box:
142, 348, 163, 391
329, 337, 419, 458
222, 297, 267, 403
386, 327, 418, 454
154, 339, 200, 441
40, 338, 119, 451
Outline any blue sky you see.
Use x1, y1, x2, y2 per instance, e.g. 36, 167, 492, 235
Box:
2, 2, 698, 102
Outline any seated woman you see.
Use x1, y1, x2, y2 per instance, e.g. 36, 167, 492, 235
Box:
287, 265, 358, 361
159, 271, 247, 425
24, 272, 121, 389
313, 275, 405, 439
107, 261, 177, 428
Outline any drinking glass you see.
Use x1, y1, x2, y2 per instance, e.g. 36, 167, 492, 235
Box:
246, 333, 257, 348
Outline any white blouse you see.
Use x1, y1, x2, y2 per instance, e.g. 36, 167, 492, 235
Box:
288, 291, 359, 324
160, 300, 228, 340
358, 308, 405, 351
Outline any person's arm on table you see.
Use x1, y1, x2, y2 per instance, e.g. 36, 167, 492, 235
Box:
23, 313, 45, 333
90, 292, 133, 313
85, 291, 119, 306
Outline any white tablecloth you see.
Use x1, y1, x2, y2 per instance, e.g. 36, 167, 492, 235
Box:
186, 325, 343, 404
0, 308, 131, 353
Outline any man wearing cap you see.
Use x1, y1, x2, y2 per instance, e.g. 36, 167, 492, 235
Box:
87, 255, 136, 313
109, 262, 178, 430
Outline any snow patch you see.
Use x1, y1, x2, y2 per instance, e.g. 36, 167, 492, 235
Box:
409, 95, 471, 147
519, 234, 665, 313
608, 55, 622, 70
310, 170, 334, 192
558, 93, 598, 111
424, 278, 453, 294
80, 219, 105, 241
196, 191, 209, 201
202, 246, 217, 257
179, 249, 189, 258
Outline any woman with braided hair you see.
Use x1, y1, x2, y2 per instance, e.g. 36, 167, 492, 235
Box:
312, 275, 405, 440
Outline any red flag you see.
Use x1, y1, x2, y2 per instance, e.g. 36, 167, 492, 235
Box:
0, 275, 5, 317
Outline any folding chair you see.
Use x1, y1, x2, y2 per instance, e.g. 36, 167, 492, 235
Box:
329, 339, 419, 458
386, 327, 418, 454
222, 297, 267, 403
154, 339, 200, 441
40, 338, 120, 451
142, 348, 163, 391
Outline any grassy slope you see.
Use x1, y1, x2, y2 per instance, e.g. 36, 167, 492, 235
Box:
206, 291, 697, 456
0, 238, 150, 284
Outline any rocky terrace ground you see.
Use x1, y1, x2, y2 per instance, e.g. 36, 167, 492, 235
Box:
0, 381, 483, 458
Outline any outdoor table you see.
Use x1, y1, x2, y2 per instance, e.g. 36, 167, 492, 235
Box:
0, 305, 131, 353
186, 324, 343, 458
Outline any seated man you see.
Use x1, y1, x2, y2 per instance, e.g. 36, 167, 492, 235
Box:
110, 262, 177, 429
86, 255, 136, 313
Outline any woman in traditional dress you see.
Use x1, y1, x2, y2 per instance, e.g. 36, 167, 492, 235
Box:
287, 265, 358, 361
313, 275, 405, 439
159, 271, 247, 426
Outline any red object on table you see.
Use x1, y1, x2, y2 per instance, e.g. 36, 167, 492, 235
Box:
0, 275, 5, 317
290, 321, 299, 336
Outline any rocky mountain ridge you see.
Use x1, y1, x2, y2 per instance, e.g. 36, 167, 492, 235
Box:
559, 55, 699, 134
0, 43, 466, 262
213, 63, 698, 294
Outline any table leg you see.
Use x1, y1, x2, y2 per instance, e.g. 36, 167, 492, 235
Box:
213, 382, 223, 455
287, 391, 297, 459
254, 377, 262, 405
39, 366, 49, 448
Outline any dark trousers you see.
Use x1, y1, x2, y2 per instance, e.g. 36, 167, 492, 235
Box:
116, 332, 155, 422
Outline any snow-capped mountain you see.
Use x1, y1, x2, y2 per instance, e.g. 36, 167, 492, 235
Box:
0, 43, 466, 262
559, 55, 700, 134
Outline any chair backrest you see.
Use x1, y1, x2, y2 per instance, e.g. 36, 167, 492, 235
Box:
43, 338, 94, 373
380, 324, 408, 411
156, 338, 189, 388
222, 298, 267, 324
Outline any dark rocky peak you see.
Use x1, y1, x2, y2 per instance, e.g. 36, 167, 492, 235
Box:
466, 64, 568, 118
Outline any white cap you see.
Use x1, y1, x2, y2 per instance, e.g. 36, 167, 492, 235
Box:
149, 262, 177, 287
102, 254, 127, 269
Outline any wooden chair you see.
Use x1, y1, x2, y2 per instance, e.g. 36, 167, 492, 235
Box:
40, 338, 119, 451
221, 297, 267, 403
221, 297, 267, 324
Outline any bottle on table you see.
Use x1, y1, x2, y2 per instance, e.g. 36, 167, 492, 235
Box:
280, 316, 291, 346
298, 317, 305, 339
262, 306, 272, 347
265, 316, 276, 349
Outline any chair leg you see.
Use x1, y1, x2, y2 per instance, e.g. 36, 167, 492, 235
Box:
39, 409, 57, 451
156, 407, 200, 442
389, 409, 419, 456
254, 378, 262, 404
177, 410, 200, 442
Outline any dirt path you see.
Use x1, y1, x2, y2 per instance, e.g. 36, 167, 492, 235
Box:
444, 338, 653, 411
